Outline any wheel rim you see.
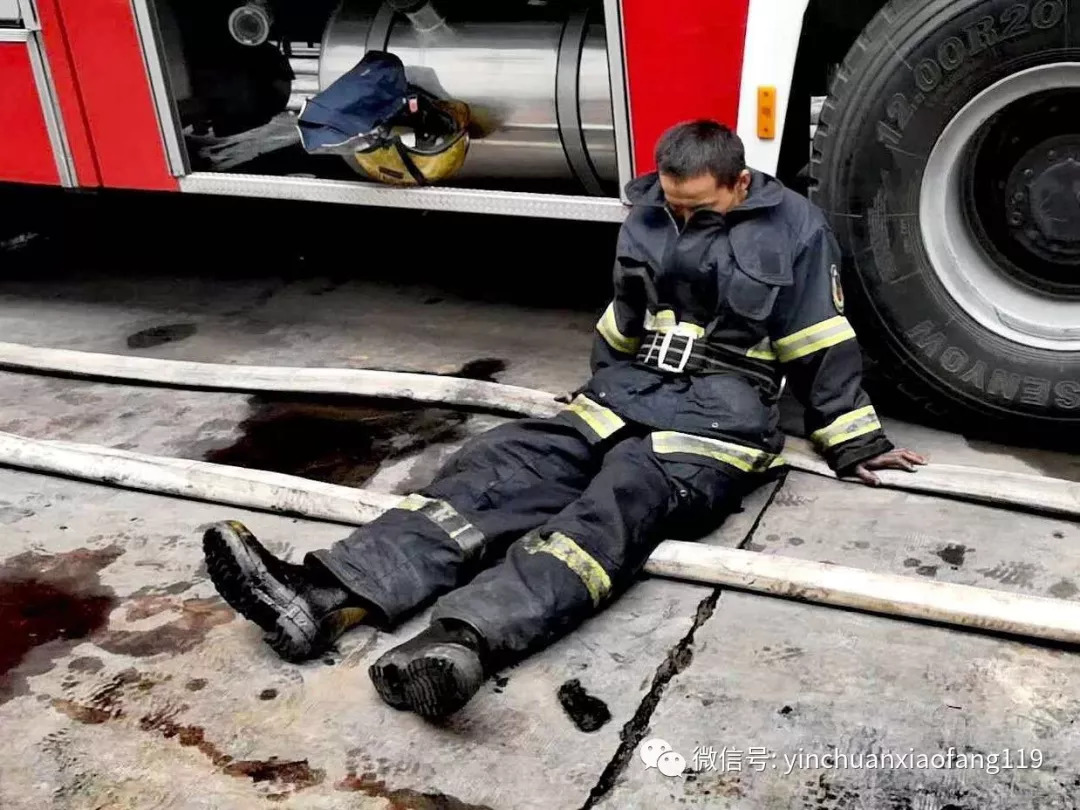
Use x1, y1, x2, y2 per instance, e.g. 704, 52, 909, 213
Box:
920, 62, 1080, 352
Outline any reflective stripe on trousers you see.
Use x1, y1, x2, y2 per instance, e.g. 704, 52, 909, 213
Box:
563, 394, 626, 441
397, 494, 486, 558
810, 406, 882, 449
650, 431, 782, 474
523, 531, 612, 607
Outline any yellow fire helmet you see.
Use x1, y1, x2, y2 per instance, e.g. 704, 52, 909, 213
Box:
298, 51, 471, 186
350, 98, 471, 187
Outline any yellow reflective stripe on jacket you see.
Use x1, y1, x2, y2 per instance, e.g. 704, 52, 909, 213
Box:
746, 338, 777, 362
644, 309, 705, 338
398, 494, 485, 556
774, 316, 856, 363
597, 302, 641, 354
524, 531, 612, 606
810, 406, 882, 449
565, 395, 626, 440
650, 431, 778, 474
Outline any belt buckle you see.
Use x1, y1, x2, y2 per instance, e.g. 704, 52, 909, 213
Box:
656, 331, 693, 373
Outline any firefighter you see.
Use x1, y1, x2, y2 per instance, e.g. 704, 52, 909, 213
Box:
201, 121, 926, 719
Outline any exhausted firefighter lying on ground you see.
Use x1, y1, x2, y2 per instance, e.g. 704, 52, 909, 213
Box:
201, 121, 927, 719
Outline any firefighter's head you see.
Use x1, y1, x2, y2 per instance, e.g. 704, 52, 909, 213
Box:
655, 120, 752, 220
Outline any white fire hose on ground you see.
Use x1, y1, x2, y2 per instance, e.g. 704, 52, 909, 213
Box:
0, 342, 1079, 644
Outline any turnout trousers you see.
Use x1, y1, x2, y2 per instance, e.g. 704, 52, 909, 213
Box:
307, 411, 759, 661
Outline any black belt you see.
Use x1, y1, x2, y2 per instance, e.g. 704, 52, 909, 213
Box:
635, 331, 784, 398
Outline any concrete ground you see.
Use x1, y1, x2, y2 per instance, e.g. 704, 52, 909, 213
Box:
1, 201, 1079, 809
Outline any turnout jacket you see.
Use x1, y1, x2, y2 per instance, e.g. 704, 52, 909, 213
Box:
569, 170, 893, 477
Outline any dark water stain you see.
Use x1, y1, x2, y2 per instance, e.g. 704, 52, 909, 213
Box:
186, 677, 208, 692
338, 769, 493, 810
140, 710, 325, 794
130, 581, 193, 598
1054, 531, 1066, 539
1049, 580, 1079, 599
787, 537, 805, 546
453, 358, 507, 382
853, 540, 870, 549
978, 561, 1038, 589
916, 565, 939, 578
204, 395, 468, 488
903, 558, 921, 568
225, 757, 323, 788
52, 667, 155, 725
779, 705, 794, 715
935, 544, 969, 567
557, 678, 611, 733
126, 322, 197, 349
259, 688, 278, 701
492, 674, 509, 694
0, 545, 123, 704
744, 541, 766, 552
52, 697, 113, 724
97, 597, 235, 657
67, 655, 104, 674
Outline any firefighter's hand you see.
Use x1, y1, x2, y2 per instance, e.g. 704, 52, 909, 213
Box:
853, 449, 928, 487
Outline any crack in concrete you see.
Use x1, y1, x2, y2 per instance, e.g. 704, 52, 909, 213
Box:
577, 474, 787, 809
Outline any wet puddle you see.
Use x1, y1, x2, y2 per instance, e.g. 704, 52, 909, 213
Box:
0, 546, 122, 704
204, 397, 468, 486
204, 358, 507, 486
126, 322, 198, 349
0, 544, 240, 703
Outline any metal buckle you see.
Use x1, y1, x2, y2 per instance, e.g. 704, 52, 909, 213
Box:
656, 331, 694, 373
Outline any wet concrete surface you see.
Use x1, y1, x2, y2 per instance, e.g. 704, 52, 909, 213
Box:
0, 546, 122, 704
203, 395, 469, 487
2, 209, 1080, 808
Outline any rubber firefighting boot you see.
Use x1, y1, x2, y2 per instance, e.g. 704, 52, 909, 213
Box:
202, 521, 370, 662
369, 620, 487, 719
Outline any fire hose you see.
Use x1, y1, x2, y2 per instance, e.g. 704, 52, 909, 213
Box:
0, 341, 1078, 644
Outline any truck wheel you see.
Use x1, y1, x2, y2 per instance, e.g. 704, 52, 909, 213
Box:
811, 0, 1080, 429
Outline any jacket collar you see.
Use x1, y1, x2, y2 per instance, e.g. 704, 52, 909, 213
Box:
625, 169, 784, 222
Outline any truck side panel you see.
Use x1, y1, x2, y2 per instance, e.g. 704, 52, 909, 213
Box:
0, 42, 60, 185
53, 0, 176, 190
621, 0, 751, 174
36, 0, 99, 186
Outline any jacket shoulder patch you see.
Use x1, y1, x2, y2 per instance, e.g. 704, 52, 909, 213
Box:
830, 264, 845, 315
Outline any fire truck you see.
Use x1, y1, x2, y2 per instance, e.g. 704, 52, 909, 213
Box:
2, 0, 1079, 431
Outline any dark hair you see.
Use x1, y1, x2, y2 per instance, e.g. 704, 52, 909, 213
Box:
654, 120, 746, 186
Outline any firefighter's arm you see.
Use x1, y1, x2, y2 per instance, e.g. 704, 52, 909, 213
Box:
590, 227, 649, 374
770, 225, 902, 478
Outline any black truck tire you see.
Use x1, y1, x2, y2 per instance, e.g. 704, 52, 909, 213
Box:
811, 0, 1080, 431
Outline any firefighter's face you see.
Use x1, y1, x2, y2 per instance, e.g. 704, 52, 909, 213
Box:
660, 170, 752, 220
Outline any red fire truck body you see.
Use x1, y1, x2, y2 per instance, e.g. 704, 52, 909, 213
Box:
3, 0, 1080, 431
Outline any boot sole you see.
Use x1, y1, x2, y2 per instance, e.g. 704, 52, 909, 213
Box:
369, 643, 484, 718
203, 523, 322, 662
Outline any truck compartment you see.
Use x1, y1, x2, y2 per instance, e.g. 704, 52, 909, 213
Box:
149, 0, 620, 196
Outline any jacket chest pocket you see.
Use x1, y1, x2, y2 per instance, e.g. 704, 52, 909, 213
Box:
722, 222, 794, 322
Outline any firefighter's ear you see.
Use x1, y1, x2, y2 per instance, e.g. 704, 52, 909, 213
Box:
735, 169, 752, 193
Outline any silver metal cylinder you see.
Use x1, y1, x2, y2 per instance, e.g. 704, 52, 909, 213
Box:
228, 1, 274, 47
317, 1, 616, 188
